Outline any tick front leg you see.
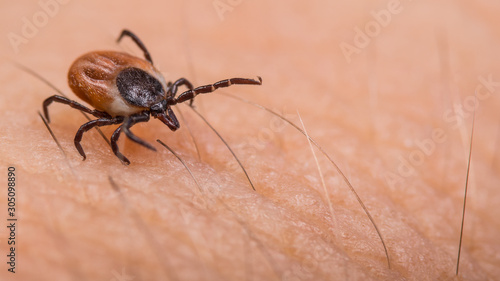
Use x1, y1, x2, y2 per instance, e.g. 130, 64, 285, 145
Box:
173, 77, 262, 105
74, 117, 124, 160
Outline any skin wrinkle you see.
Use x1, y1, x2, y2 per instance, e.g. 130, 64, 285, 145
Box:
0, 1, 499, 280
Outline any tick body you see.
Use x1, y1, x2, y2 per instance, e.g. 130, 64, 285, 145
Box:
43, 29, 262, 164
68, 51, 167, 117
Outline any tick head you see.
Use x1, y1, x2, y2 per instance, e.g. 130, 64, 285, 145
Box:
150, 99, 167, 115
151, 105, 180, 131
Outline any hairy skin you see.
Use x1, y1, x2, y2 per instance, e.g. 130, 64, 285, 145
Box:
1, 1, 499, 280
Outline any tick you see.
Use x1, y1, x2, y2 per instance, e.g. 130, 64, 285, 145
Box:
42, 29, 262, 165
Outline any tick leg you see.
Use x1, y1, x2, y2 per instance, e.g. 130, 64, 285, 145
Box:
168, 78, 195, 106
172, 76, 262, 105
74, 117, 124, 161
43, 95, 111, 123
110, 112, 156, 165
116, 29, 153, 64
122, 112, 157, 151
111, 126, 130, 165
168, 78, 194, 96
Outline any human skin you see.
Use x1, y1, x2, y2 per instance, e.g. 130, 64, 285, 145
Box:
0, 0, 499, 280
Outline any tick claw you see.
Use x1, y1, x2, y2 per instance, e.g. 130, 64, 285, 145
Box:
116, 153, 130, 165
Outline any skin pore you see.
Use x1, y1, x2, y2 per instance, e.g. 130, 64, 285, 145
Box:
1, 0, 499, 280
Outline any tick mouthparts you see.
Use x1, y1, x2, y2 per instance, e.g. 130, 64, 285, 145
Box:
156, 112, 179, 131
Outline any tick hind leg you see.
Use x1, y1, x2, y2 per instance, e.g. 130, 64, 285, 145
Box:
111, 112, 156, 165
116, 29, 153, 64
173, 77, 262, 105
74, 117, 125, 160
43, 95, 111, 122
